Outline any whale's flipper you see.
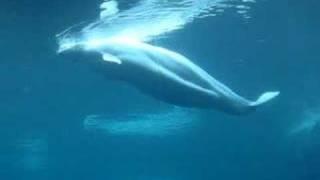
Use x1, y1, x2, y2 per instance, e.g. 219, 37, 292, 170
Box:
100, 0, 119, 19
102, 53, 122, 64
250, 91, 280, 107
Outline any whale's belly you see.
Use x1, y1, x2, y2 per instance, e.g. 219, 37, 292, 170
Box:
112, 59, 220, 108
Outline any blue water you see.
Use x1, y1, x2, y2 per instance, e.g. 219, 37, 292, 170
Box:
1, 0, 319, 179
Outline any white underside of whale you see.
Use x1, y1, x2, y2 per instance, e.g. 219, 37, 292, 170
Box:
69, 38, 279, 115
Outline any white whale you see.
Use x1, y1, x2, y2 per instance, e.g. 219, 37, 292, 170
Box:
65, 38, 279, 115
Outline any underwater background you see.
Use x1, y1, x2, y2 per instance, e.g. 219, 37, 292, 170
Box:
0, 0, 319, 180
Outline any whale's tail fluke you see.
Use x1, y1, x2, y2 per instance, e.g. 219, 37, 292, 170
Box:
250, 91, 280, 107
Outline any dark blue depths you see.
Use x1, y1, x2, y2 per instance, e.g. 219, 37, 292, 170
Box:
0, 0, 319, 180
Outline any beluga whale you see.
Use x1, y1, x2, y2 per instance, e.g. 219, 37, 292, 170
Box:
56, 0, 278, 115
60, 37, 279, 115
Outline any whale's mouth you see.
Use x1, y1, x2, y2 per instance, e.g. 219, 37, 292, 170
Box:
57, 39, 80, 54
